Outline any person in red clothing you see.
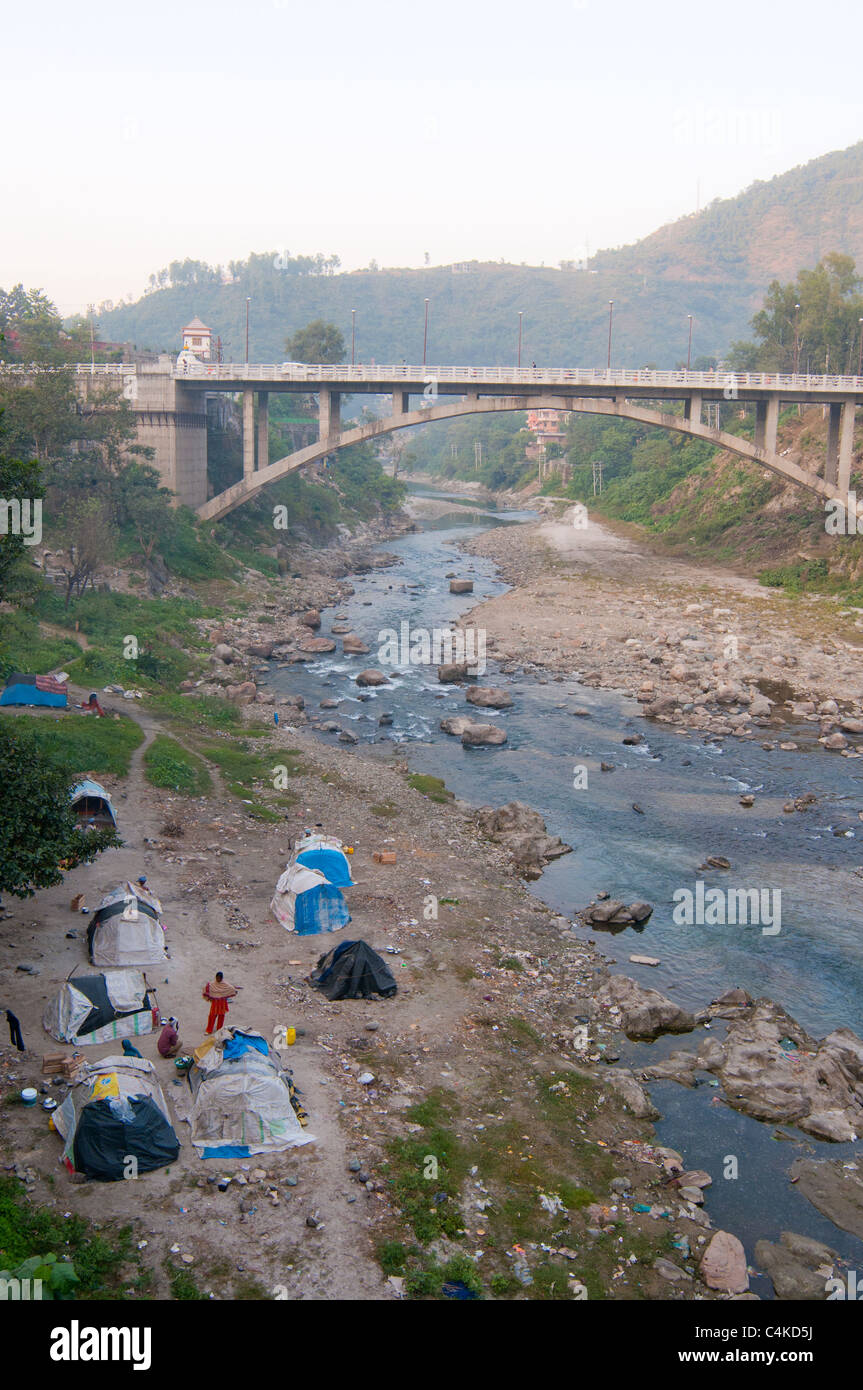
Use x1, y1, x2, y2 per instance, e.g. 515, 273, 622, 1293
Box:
202, 973, 238, 1034
157, 1016, 182, 1058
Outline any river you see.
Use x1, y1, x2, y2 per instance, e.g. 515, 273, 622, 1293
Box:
265, 486, 863, 1278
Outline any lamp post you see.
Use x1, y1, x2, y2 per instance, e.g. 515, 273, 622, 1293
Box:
858, 318, 863, 378
607, 300, 614, 370
518, 311, 523, 369
351, 309, 356, 366
687, 315, 693, 371
245, 297, 250, 364
794, 303, 801, 374
423, 298, 429, 367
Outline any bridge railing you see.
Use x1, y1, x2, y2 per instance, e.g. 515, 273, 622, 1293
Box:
0, 363, 858, 393
169, 363, 863, 392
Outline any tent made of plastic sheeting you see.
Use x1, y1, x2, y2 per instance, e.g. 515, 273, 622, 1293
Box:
311, 939, 398, 1001
270, 862, 351, 936
186, 1028, 315, 1158
43, 970, 157, 1045
87, 882, 167, 967
51, 1056, 180, 1181
70, 779, 117, 830
293, 831, 354, 887
0, 672, 67, 708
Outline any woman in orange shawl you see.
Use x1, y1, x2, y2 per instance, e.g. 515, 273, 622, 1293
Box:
202, 972, 238, 1034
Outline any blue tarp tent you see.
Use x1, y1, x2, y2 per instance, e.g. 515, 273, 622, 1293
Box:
71, 780, 117, 829
271, 863, 352, 935
1, 672, 67, 708
294, 832, 354, 887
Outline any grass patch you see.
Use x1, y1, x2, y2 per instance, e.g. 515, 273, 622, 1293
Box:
0, 1176, 141, 1299
144, 736, 212, 795
381, 1089, 466, 1245
0, 611, 81, 679
407, 773, 454, 803
164, 1259, 208, 1300
150, 692, 244, 733
0, 711, 144, 777
370, 802, 398, 818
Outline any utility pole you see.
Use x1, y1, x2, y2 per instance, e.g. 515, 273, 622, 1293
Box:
474, 440, 482, 471
607, 301, 614, 370
687, 315, 693, 371
423, 298, 429, 366
858, 318, 863, 377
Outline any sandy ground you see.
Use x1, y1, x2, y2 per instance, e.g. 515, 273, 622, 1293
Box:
4, 683, 678, 1300
462, 508, 863, 735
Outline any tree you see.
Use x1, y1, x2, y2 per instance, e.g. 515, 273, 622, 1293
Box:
55, 496, 114, 605
0, 725, 121, 897
0, 436, 43, 600
738, 254, 863, 374
285, 320, 346, 365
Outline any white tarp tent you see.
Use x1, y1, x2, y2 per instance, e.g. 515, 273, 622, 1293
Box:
43, 970, 156, 1045
186, 1028, 315, 1157
87, 882, 167, 967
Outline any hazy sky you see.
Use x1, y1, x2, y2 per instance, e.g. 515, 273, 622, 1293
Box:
4, 0, 862, 314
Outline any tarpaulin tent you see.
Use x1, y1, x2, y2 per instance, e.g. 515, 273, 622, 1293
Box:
43, 970, 157, 1045
70, 780, 117, 830
51, 1056, 180, 1181
0, 672, 67, 708
270, 863, 351, 936
186, 1028, 315, 1158
293, 831, 354, 887
86, 882, 167, 967
311, 939, 398, 1001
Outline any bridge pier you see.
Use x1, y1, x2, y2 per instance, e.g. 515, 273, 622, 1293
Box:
755, 397, 779, 455
319, 388, 341, 440
684, 392, 702, 425
393, 390, 410, 417
257, 391, 269, 472
243, 389, 255, 477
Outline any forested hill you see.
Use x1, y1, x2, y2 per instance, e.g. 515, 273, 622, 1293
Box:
98, 141, 863, 369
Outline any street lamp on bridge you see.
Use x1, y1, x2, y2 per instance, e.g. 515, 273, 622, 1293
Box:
245, 298, 250, 365
794, 303, 801, 374
423, 298, 430, 367
518, 311, 523, 369
858, 317, 863, 378
351, 309, 356, 366
607, 300, 614, 370
687, 314, 693, 371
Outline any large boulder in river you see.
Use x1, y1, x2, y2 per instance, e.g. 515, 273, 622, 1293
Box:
583, 900, 653, 928
342, 634, 370, 655
441, 716, 476, 736
246, 640, 274, 658
355, 669, 391, 687
298, 636, 337, 654
597, 974, 696, 1041
461, 722, 507, 747
300, 609, 321, 629
695, 1004, 863, 1139
789, 1158, 863, 1240
754, 1232, 838, 1299
476, 801, 571, 874
449, 579, 474, 594
466, 686, 513, 710
438, 662, 469, 683
213, 643, 235, 664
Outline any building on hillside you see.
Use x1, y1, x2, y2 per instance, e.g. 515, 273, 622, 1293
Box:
181, 317, 212, 359
527, 407, 569, 446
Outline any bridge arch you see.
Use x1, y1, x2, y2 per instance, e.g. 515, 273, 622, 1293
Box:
197, 392, 836, 523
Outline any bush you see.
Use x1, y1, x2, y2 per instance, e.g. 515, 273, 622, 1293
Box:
144, 736, 212, 795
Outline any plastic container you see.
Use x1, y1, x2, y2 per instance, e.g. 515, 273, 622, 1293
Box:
20, 1088, 37, 1106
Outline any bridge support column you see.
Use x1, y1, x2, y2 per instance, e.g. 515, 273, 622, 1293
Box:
243, 389, 255, 477
257, 391, 269, 472
826, 402, 843, 488
755, 397, 779, 454
392, 390, 410, 417
838, 399, 856, 495
319, 389, 341, 441
684, 392, 702, 425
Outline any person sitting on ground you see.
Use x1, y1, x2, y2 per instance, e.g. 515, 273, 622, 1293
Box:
121, 1038, 143, 1058
157, 1016, 182, 1058
202, 972, 238, 1035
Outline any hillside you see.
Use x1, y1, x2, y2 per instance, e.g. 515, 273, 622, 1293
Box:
97, 142, 863, 369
